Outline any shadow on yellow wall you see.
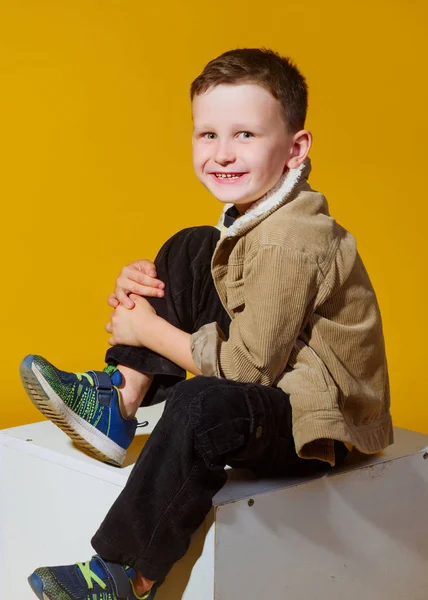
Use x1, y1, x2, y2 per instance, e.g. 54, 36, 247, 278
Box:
1, 0, 427, 431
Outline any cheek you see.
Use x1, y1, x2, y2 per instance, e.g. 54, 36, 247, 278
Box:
191, 146, 199, 171
257, 145, 287, 178
192, 143, 208, 170
192, 148, 209, 185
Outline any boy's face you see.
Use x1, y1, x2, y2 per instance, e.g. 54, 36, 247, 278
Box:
192, 83, 295, 213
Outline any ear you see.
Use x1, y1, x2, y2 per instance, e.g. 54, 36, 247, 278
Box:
285, 130, 312, 169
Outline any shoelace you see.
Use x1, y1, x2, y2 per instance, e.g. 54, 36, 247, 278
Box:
76, 561, 107, 591
77, 561, 153, 599
76, 372, 95, 386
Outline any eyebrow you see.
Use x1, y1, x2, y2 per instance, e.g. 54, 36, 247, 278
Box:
193, 124, 258, 132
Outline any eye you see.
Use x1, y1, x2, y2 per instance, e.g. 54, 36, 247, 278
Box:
202, 132, 217, 140
237, 131, 254, 139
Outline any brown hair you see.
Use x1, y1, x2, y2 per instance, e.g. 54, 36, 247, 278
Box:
190, 48, 308, 133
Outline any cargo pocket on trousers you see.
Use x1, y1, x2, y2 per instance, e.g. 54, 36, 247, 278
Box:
229, 386, 271, 466
195, 417, 250, 469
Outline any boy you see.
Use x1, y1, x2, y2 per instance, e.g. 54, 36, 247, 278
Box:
20, 48, 392, 600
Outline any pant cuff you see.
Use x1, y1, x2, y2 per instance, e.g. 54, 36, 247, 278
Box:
91, 534, 173, 582
105, 345, 185, 379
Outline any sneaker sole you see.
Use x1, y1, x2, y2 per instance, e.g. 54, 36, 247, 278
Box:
20, 355, 126, 467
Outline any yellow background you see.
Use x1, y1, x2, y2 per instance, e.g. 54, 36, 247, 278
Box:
0, 1, 426, 432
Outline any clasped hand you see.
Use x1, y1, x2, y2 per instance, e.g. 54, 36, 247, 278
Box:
106, 294, 158, 347
106, 259, 165, 347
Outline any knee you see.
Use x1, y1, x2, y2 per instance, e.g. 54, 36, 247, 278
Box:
156, 227, 219, 262
170, 226, 218, 242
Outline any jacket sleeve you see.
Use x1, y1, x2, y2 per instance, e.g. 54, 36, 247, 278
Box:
190, 245, 320, 384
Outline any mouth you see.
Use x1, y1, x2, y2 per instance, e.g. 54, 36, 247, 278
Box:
209, 172, 248, 184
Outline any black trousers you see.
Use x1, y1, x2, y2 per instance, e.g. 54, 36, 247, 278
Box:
92, 227, 346, 581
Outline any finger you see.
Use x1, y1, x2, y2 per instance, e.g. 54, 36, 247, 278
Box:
120, 267, 164, 289
108, 336, 115, 346
129, 293, 143, 302
128, 262, 161, 283
108, 294, 119, 308
116, 277, 164, 298
122, 282, 165, 298
105, 322, 112, 333
134, 259, 157, 277
116, 288, 135, 308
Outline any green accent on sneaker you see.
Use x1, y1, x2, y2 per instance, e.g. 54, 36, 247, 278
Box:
77, 561, 107, 591
130, 580, 152, 600
103, 364, 118, 377
20, 355, 138, 466
32, 358, 121, 428
28, 555, 161, 600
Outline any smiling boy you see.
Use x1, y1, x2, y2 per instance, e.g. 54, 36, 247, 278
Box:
20, 48, 392, 600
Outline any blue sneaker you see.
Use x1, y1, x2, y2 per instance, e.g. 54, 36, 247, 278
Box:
20, 355, 142, 466
28, 555, 161, 599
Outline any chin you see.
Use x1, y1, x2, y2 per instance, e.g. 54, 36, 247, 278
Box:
209, 186, 254, 203
215, 194, 253, 206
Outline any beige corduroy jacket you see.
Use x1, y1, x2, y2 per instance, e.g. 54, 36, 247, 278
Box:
190, 158, 393, 466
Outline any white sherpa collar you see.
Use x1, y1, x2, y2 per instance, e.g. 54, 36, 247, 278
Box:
216, 158, 310, 238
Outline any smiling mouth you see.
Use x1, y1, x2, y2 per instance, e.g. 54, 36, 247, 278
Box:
211, 172, 247, 181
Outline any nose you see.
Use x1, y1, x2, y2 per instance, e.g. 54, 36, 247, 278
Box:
214, 141, 236, 166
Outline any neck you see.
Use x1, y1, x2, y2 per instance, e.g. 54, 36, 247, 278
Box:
234, 168, 291, 217
220, 159, 309, 238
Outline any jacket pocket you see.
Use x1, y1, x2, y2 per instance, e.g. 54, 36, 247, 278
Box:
225, 278, 245, 310
287, 339, 335, 392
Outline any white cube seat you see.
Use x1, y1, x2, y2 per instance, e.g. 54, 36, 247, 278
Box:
1, 403, 428, 599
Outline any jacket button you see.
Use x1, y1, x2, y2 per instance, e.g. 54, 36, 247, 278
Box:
256, 425, 263, 438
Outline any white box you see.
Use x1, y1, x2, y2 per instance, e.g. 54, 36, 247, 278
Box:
1, 404, 428, 600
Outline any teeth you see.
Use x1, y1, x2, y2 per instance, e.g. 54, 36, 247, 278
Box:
215, 173, 242, 179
